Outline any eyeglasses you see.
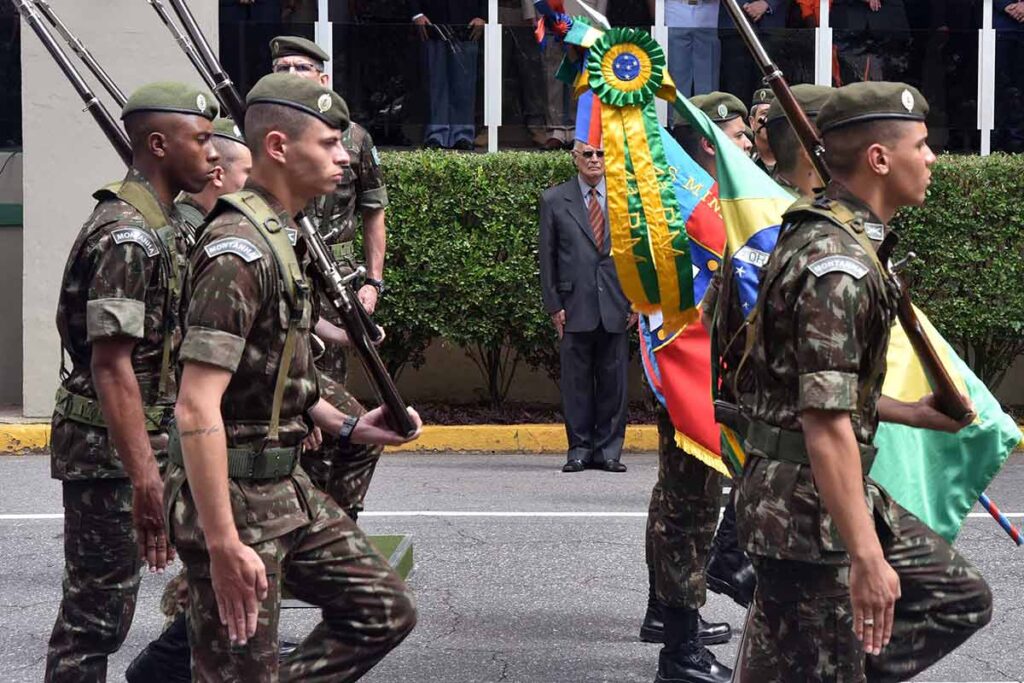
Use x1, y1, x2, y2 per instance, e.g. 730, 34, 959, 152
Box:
272, 62, 322, 74
577, 150, 605, 158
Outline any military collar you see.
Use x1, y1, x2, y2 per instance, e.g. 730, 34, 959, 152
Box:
241, 180, 296, 227
824, 183, 888, 244
771, 170, 801, 199
125, 167, 175, 219
176, 194, 208, 216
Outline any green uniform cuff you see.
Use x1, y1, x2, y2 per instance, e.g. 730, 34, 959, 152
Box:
799, 371, 858, 411
180, 326, 246, 372
357, 187, 389, 211
86, 298, 146, 341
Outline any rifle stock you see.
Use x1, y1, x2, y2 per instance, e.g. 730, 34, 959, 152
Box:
720, 0, 971, 421
153, 0, 415, 436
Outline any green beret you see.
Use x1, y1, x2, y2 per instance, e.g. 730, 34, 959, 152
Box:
698, 92, 747, 124
121, 81, 218, 121
270, 35, 329, 64
212, 117, 246, 145
764, 84, 833, 126
817, 81, 929, 134
751, 88, 774, 109
246, 73, 350, 130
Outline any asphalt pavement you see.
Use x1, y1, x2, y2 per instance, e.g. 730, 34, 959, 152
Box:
1, 452, 1022, 682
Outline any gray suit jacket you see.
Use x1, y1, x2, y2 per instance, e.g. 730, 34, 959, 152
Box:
538, 177, 631, 334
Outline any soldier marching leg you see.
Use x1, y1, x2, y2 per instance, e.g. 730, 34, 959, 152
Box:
304, 369, 383, 521
46, 479, 142, 683
867, 503, 992, 681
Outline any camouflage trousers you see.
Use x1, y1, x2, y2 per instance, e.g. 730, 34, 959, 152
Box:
176, 472, 417, 683
303, 366, 383, 520
738, 502, 992, 682
645, 406, 724, 609
46, 479, 142, 682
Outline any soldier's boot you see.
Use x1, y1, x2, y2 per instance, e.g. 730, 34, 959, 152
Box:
654, 607, 732, 683
641, 569, 731, 645
125, 612, 192, 683
705, 491, 756, 609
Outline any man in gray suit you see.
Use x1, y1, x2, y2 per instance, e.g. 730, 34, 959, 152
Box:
539, 142, 634, 473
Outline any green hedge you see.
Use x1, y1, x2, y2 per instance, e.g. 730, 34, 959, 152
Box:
366, 151, 1024, 403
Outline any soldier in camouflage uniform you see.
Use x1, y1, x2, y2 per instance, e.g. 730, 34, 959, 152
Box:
733, 82, 992, 681
45, 82, 219, 683
176, 118, 252, 248
269, 35, 390, 521
636, 93, 758, 683
763, 84, 833, 200
168, 73, 420, 682
749, 87, 775, 174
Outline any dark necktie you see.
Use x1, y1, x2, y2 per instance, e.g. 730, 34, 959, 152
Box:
588, 187, 605, 250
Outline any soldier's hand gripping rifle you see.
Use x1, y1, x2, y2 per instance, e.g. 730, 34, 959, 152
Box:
150, 0, 417, 437
11, 0, 131, 165
720, 0, 972, 421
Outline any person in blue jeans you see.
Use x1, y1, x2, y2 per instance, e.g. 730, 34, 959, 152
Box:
411, 0, 487, 150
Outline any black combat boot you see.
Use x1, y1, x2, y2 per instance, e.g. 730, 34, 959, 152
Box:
654, 607, 732, 683
705, 490, 756, 608
642, 569, 732, 645
125, 612, 192, 683
640, 568, 665, 642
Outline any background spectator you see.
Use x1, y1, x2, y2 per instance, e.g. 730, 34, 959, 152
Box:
831, 0, 909, 82
666, 0, 721, 100
411, 0, 488, 149
995, 0, 1024, 151
719, 1, 793, 107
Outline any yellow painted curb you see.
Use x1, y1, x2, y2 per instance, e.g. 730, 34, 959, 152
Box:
0, 423, 50, 454
385, 424, 658, 453
0, 423, 658, 455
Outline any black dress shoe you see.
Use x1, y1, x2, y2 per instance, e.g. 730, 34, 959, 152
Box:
705, 491, 756, 608
125, 612, 192, 683
697, 616, 731, 646
562, 459, 585, 472
641, 612, 731, 646
452, 138, 474, 151
603, 460, 627, 472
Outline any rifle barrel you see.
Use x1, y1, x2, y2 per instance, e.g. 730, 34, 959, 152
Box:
12, 0, 131, 166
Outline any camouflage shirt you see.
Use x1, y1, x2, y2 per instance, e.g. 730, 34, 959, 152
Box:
178, 183, 319, 449
304, 121, 388, 266
171, 183, 322, 546
736, 184, 901, 564
51, 168, 186, 480
175, 195, 208, 250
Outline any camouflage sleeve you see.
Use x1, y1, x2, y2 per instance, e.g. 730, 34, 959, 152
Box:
85, 224, 161, 342
179, 230, 269, 372
354, 128, 388, 211
792, 241, 875, 412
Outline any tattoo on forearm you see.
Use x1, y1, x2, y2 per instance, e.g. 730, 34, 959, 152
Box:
179, 425, 221, 439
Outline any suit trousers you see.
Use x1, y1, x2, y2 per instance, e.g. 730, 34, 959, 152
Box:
559, 322, 629, 465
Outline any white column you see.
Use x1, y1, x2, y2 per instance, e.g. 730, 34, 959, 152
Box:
653, 0, 668, 125
315, 0, 333, 78
978, 0, 995, 155
814, 0, 832, 86
485, 0, 501, 152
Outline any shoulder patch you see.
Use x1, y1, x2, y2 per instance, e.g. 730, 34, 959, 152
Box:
864, 222, 885, 242
808, 255, 869, 280
111, 227, 160, 258
733, 244, 771, 268
204, 237, 263, 263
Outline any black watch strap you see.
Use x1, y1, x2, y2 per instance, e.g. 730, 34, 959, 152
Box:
364, 277, 385, 294
338, 415, 360, 446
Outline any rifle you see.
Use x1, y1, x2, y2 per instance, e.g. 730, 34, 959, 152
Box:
720, 0, 972, 421
11, 0, 131, 165
150, 0, 417, 436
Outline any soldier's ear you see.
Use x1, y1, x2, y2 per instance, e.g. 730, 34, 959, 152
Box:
148, 131, 168, 159
264, 130, 289, 165
866, 142, 891, 177
210, 165, 225, 189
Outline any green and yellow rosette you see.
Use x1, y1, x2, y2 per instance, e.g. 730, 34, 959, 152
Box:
583, 28, 694, 330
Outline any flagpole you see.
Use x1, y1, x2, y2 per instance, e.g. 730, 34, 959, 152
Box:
978, 493, 1023, 546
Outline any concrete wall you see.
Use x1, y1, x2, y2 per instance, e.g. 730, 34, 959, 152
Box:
20, 1, 218, 417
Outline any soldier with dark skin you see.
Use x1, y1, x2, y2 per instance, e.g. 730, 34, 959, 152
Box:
169, 73, 421, 682
46, 82, 219, 683
637, 92, 755, 683
734, 81, 992, 681
269, 35, 389, 521
176, 118, 253, 247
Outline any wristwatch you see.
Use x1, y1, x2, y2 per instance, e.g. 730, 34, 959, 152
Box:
338, 415, 360, 447
364, 277, 385, 294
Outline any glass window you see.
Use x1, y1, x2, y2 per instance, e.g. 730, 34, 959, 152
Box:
0, 4, 21, 149
993, 5, 1024, 153
831, 0, 981, 153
